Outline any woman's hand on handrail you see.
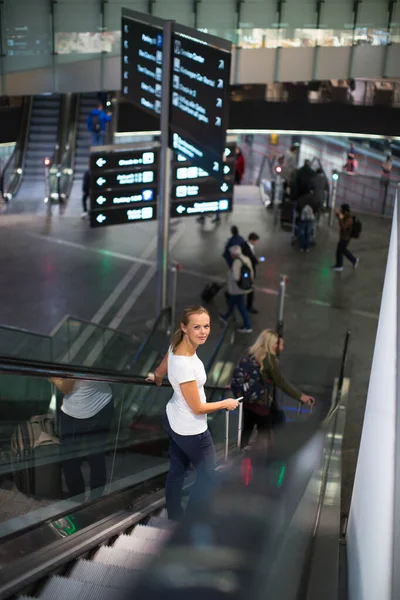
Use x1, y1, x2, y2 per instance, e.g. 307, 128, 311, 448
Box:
146, 372, 163, 387
301, 394, 316, 407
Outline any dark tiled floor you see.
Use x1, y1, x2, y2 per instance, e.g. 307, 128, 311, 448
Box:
0, 184, 391, 518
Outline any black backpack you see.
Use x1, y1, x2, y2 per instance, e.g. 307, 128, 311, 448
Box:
351, 215, 362, 239
231, 354, 271, 405
91, 113, 101, 133
236, 258, 252, 291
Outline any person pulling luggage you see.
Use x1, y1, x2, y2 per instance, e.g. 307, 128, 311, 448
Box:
231, 329, 315, 449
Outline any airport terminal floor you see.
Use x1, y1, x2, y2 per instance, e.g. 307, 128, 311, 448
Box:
0, 182, 390, 519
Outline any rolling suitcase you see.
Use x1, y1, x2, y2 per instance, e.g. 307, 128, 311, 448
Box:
201, 281, 223, 304
280, 200, 296, 227
11, 414, 62, 499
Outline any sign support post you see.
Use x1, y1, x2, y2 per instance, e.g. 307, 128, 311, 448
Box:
157, 20, 173, 313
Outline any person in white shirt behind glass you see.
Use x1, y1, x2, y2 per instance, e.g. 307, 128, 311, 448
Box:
50, 378, 113, 499
242, 232, 260, 314
148, 305, 239, 521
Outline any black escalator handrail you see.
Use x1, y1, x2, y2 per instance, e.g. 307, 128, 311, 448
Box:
0, 355, 228, 396
205, 319, 232, 373
1, 96, 33, 198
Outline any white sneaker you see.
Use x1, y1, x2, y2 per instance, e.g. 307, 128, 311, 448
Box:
237, 328, 253, 333
332, 266, 343, 272
353, 258, 360, 269
81, 211, 88, 219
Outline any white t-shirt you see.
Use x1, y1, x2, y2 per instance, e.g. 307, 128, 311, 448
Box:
62, 380, 112, 419
166, 350, 207, 436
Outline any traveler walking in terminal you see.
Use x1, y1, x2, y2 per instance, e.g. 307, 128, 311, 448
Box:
311, 167, 329, 212
222, 225, 245, 267
297, 197, 315, 252
148, 306, 240, 520
295, 159, 315, 197
333, 203, 359, 272
220, 245, 253, 333
241, 232, 260, 314
81, 166, 90, 218
382, 154, 392, 176
282, 143, 299, 199
87, 102, 112, 146
231, 329, 315, 449
50, 378, 113, 499
235, 146, 246, 184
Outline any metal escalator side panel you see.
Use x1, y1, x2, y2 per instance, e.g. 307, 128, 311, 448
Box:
2, 96, 33, 200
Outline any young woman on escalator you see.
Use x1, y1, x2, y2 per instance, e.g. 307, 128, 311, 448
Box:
148, 305, 240, 520
231, 329, 315, 449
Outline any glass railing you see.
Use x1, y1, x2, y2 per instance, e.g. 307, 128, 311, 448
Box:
50, 316, 140, 371
0, 356, 236, 539
0, 324, 52, 362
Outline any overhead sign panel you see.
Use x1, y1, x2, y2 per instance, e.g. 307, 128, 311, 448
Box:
169, 27, 231, 181
121, 12, 164, 118
172, 178, 233, 200
91, 168, 157, 191
90, 148, 159, 173
90, 204, 157, 228
170, 197, 232, 218
90, 187, 157, 211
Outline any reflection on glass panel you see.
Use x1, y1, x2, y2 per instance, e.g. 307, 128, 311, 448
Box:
2, 0, 52, 72
236, 27, 391, 48
55, 31, 121, 55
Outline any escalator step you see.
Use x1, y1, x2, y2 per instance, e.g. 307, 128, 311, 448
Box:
113, 534, 159, 553
70, 559, 139, 589
147, 516, 172, 529
39, 575, 116, 600
93, 545, 151, 569
130, 524, 170, 542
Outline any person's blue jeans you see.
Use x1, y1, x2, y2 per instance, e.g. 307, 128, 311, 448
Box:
91, 131, 105, 146
222, 294, 251, 329
299, 220, 312, 250
164, 415, 217, 520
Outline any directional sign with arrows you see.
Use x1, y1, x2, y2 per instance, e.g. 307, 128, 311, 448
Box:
90, 203, 157, 228
171, 197, 232, 218
91, 169, 157, 192
90, 187, 158, 211
172, 178, 233, 201
90, 148, 159, 174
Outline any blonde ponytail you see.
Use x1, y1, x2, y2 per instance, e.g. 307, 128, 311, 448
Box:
171, 329, 184, 353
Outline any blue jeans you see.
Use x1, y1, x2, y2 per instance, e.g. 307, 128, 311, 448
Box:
91, 131, 105, 146
222, 294, 251, 329
164, 415, 217, 520
299, 220, 312, 250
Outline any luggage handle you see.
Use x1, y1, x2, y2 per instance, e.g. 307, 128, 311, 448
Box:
224, 397, 243, 462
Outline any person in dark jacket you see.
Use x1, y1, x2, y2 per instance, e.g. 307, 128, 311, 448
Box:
241, 232, 260, 313
332, 203, 359, 271
310, 167, 329, 213
295, 159, 315, 197
82, 168, 90, 218
223, 225, 245, 267
237, 329, 315, 449
87, 103, 112, 146
235, 147, 246, 184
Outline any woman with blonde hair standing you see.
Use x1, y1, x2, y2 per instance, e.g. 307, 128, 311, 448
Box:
231, 329, 315, 449
149, 305, 240, 520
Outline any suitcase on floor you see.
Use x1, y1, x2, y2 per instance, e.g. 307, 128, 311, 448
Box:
201, 281, 223, 304
280, 200, 296, 227
11, 415, 62, 499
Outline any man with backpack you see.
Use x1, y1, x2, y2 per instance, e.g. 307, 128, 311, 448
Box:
87, 102, 112, 146
297, 193, 315, 252
333, 203, 361, 272
220, 245, 253, 333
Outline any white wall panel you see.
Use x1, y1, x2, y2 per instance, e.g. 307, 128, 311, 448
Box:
351, 44, 385, 79
320, 0, 354, 29
385, 44, 400, 78
315, 47, 352, 80
278, 47, 314, 82
234, 47, 276, 84
154, 1, 193, 27
347, 202, 398, 600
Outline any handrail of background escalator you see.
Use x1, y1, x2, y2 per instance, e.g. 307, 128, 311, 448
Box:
0, 355, 226, 395
129, 306, 172, 367
1, 96, 33, 199
205, 319, 232, 373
